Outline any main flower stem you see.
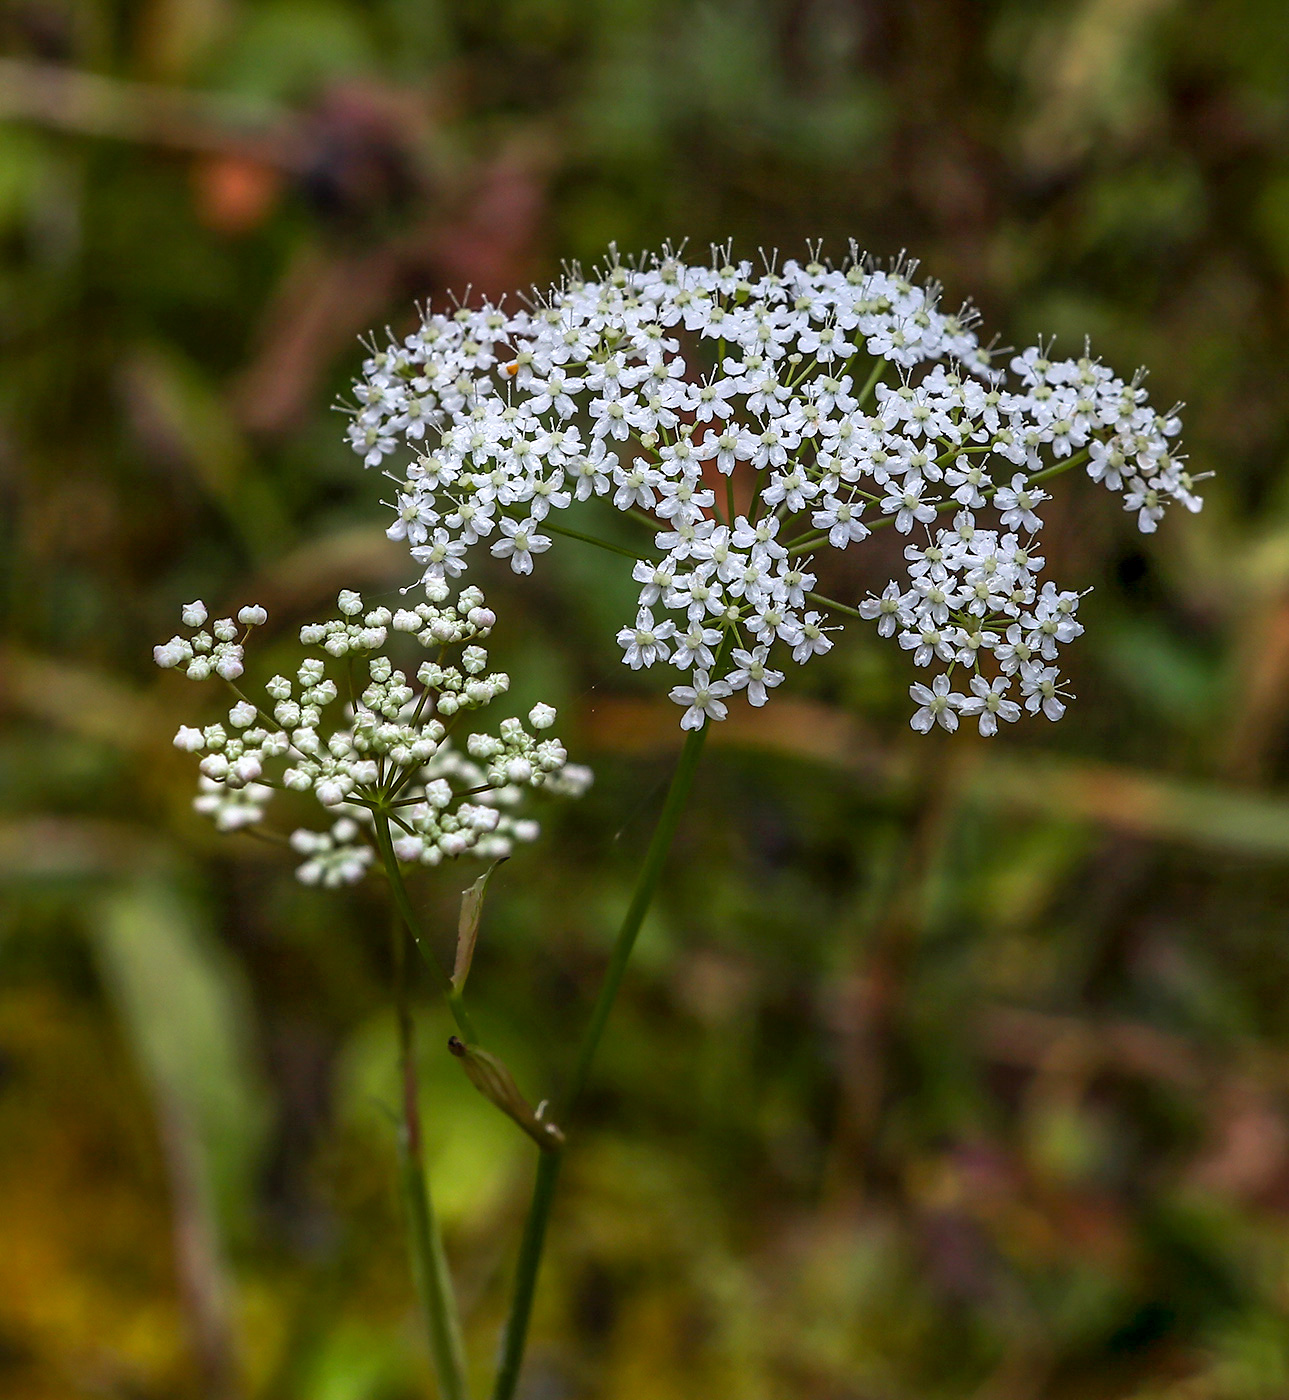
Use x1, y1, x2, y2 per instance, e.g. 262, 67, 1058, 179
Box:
489, 723, 710, 1400
393, 909, 473, 1400
373, 808, 480, 1044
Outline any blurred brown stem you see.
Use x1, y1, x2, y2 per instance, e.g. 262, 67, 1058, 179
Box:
157, 1091, 245, 1400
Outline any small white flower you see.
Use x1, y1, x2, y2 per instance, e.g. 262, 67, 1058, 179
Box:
1019, 661, 1071, 721
909, 674, 964, 733
958, 675, 1021, 737
490, 517, 551, 575
726, 647, 784, 706
859, 583, 909, 638
617, 608, 675, 668
669, 670, 733, 729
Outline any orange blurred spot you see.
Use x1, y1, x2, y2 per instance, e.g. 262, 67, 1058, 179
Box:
191, 154, 282, 235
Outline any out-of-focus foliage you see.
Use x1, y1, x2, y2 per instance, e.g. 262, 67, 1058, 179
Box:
3, 1, 1289, 1396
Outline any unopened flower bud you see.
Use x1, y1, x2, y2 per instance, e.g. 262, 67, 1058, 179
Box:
423, 778, 452, 809
315, 778, 349, 806
181, 601, 207, 628
154, 639, 186, 668
231, 754, 263, 785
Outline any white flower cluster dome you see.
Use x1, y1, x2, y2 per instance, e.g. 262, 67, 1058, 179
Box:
347, 244, 1204, 734
156, 587, 592, 883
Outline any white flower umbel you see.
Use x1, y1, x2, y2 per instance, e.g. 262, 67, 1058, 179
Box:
156, 586, 592, 883
347, 244, 1205, 733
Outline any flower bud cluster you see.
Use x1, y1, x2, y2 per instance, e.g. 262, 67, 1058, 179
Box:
290, 819, 375, 888
154, 601, 267, 680
155, 588, 591, 883
347, 244, 1204, 734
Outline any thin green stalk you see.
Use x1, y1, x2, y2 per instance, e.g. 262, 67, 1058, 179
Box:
489, 723, 711, 1400
393, 911, 472, 1400
1028, 446, 1090, 484
564, 722, 709, 1107
542, 518, 652, 561
373, 810, 479, 1044
488, 1150, 562, 1400
805, 591, 864, 621
626, 507, 662, 534
856, 357, 885, 406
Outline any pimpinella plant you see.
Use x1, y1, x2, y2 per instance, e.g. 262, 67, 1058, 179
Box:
155, 584, 590, 1400
333, 243, 1205, 1398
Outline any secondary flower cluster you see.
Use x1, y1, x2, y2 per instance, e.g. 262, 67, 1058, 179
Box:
155, 587, 592, 884
346, 245, 1203, 732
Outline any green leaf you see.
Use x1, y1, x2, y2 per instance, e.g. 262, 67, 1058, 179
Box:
92, 876, 269, 1238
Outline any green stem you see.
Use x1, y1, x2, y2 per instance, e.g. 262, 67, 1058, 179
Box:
626, 507, 662, 534
564, 722, 709, 1106
1028, 446, 1090, 485
542, 518, 653, 561
393, 911, 472, 1400
805, 591, 864, 621
856, 357, 885, 406
489, 723, 711, 1400
489, 1150, 562, 1400
373, 811, 480, 1047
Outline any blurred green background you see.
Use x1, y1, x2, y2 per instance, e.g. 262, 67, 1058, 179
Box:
4, 1, 1289, 1396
